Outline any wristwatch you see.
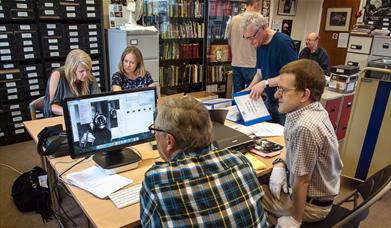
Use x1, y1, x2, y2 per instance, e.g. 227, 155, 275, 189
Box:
264, 79, 270, 88
272, 158, 286, 166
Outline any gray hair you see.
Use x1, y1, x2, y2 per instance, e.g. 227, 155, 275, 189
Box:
156, 96, 212, 151
241, 12, 268, 31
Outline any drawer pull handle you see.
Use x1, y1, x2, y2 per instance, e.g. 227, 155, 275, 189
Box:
351, 44, 362, 50
383, 43, 389, 49
347, 61, 359, 66
347, 102, 352, 108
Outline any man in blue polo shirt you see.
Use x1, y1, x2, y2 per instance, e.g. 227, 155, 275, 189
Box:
241, 12, 297, 125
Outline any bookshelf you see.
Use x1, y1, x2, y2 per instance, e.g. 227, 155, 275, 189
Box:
205, 0, 246, 97
143, 0, 205, 95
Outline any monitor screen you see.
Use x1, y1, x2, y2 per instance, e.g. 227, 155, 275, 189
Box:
63, 87, 157, 160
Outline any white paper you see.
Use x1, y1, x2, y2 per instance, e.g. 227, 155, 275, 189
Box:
337, 33, 349, 48
66, 166, 133, 199
248, 122, 284, 137
233, 91, 270, 125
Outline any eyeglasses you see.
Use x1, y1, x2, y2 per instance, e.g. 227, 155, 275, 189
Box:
276, 86, 296, 95
148, 124, 169, 135
243, 27, 261, 40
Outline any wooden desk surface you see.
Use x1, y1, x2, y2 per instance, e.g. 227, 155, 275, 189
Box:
24, 117, 285, 228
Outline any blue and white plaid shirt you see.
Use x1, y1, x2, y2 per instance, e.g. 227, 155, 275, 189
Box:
140, 147, 268, 228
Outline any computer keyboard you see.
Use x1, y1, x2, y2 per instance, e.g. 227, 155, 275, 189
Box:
109, 183, 142, 209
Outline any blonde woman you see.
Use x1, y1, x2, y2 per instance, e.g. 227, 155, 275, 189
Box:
43, 49, 100, 117
111, 46, 153, 91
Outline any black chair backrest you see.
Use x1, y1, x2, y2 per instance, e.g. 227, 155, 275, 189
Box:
358, 164, 391, 200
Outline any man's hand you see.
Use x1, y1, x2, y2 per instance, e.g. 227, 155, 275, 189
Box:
249, 81, 266, 99
276, 216, 301, 228
269, 166, 288, 200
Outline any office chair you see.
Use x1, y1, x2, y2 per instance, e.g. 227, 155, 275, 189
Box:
302, 164, 391, 228
29, 96, 44, 120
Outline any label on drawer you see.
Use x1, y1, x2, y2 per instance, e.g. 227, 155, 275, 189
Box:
0, 49, 11, 54
91, 49, 98, 54
48, 39, 58, 43
90, 43, 98, 48
52, 63, 60, 67
10, 104, 20, 109
87, 7, 95, 11
88, 24, 97, 29
67, 13, 76, 17
89, 31, 97, 36
89, 37, 97, 42
92, 66, 99, 71
6, 82, 16, 87
50, 52, 59, 57
4, 63, 15, 68
25, 53, 34, 59
24, 47, 33, 52
70, 31, 78, 36
69, 25, 78, 30
48, 30, 54, 36
70, 38, 79, 43
23, 40, 32, 45
6, 74, 14, 79
15, 123, 24, 128
31, 91, 40, 96
19, 25, 31, 30
29, 79, 38, 84
87, 13, 96, 17
28, 72, 38, 78
17, 12, 29, 17
92, 72, 99, 76
13, 116, 22, 122
66, 6, 76, 11
12, 111, 21, 116
44, 3, 54, 7
45, 10, 55, 15
0, 34, 7, 39
49, 45, 59, 50
0, 42, 10, 46
36, 113, 44, 118
22, 33, 32, 38
17, 3, 28, 9
30, 84, 39, 90
15, 129, 25, 134
7, 88, 17, 93
26, 66, 36, 71
8, 94, 18, 100
70, 45, 79, 49
1, 55, 11, 61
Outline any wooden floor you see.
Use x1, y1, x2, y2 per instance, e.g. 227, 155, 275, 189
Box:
0, 140, 390, 228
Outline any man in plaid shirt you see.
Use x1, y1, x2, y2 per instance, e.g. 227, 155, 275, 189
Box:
140, 96, 268, 227
262, 59, 343, 227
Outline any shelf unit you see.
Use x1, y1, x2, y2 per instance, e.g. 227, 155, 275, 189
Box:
0, 0, 105, 146
143, 0, 205, 95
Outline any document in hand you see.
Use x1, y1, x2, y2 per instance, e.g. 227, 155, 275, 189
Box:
66, 166, 133, 199
233, 91, 272, 126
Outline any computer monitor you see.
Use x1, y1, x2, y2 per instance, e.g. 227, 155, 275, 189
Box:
63, 87, 157, 174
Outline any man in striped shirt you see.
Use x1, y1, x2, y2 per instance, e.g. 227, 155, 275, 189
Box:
262, 59, 343, 227
140, 95, 267, 227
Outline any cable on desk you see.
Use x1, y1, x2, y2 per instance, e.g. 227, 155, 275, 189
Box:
50, 156, 91, 228
0, 163, 23, 174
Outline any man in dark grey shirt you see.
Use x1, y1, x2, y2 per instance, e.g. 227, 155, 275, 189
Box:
299, 33, 330, 75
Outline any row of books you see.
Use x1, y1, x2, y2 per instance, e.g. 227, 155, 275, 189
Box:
159, 64, 203, 87
209, 0, 245, 17
160, 21, 204, 39
160, 43, 200, 60
144, 0, 204, 18
208, 19, 230, 40
207, 64, 231, 83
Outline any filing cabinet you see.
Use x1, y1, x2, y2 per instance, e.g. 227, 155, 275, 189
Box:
0, 0, 105, 146
320, 90, 354, 140
345, 34, 373, 70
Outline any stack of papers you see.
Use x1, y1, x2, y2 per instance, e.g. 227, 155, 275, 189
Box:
66, 166, 133, 199
229, 122, 284, 137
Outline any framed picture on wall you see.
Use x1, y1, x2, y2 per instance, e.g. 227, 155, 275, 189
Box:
277, 0, 297, 16
282, 19, 293, 36
325, 7, 352, 32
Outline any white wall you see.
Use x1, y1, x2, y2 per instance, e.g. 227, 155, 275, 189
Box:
270, 0, 323, 51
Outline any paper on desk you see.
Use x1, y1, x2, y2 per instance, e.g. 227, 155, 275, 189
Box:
248, 122, 284, 137
229, 122, 284, 137
66, 166, 133, 199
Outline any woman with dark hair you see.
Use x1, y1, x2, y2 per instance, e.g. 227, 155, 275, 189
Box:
111, 46, 154, 91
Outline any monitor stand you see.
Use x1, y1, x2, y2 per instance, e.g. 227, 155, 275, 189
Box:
93, 147, 141, 175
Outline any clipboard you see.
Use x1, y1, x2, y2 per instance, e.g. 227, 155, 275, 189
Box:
233, 90, 272, 126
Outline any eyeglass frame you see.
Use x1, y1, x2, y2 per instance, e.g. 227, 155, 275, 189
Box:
276, 86, 297, 95
148, 124, 172, 135
243, 26, 261, 40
